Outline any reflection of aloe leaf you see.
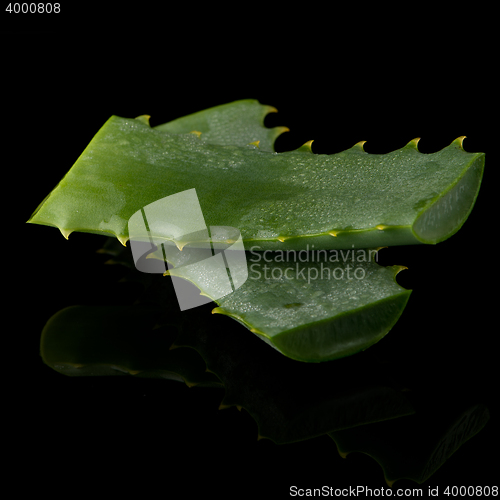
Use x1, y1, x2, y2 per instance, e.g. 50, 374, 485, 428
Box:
27, 101, 484, 250
40, 304, 222, 388
330, 396, 489, 486
173, 306, 414, 444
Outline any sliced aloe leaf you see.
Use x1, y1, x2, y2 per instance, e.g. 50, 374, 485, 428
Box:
41, 304, 222, 387
97, 237, 410, 362
163, 246, 410, 362
173, 305, 414, 444
27, 102, 484, 250
154, 98, 288, 152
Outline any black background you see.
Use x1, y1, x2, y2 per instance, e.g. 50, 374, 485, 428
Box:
4, 9, 497, 498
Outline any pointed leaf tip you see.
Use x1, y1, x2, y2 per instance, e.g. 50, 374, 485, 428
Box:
353, 140, 367, 151
134, 115, 151, 126
452, 136, 466, 149
296, 140, 314, 153
59, 227, 72, 240
117, 235, 128, 247
406, 137, 421, 150
393, 265, 408, 276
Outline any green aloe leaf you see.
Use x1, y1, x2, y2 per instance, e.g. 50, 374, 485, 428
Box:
168, 248, 411, 362
104, 238, 411, 362
27, 101, 484, 250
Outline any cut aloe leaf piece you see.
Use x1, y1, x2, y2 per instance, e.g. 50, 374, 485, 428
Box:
173, 305, 414, 444
100, 239, 411, 362
165, 247, 411, 362
41, 304, 222, 387
27, 102, 484, 250
154, 98, 288, 152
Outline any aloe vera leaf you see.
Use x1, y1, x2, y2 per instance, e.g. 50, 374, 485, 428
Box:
40, 304, 222, 387
101, 239, 410, 362
154, 98, 288, 152
172, 304, 414, 444
162, 246, 410, 362
27, 111, 484, 250
329, 400, 489, 486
